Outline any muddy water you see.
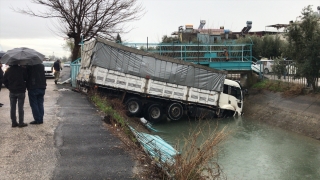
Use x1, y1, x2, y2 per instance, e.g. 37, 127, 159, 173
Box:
150, 117, 320, 180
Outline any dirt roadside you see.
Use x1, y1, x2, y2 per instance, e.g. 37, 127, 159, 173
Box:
243, 89, 320, 140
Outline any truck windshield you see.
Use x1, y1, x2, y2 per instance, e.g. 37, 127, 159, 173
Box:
223, 84, 242, 100
230, 86, 242, 100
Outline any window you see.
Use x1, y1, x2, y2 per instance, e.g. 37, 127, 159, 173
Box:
223, 84, 229, 94
230, 86, 242, 100
223, 84, 242, 100
43, 62, 54, 67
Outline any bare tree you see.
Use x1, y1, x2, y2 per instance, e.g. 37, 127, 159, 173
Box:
18, 0, 145, 61
62, 39, 77, 59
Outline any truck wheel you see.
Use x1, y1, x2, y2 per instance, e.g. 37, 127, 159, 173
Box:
217, 109, 233, 118
167, 103, 184, 121
217, 109, 225, 118
125, 98, 142, 117
147, 104, 163, 123
142, 103, 150, 121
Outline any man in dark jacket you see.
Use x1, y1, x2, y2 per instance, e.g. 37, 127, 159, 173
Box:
26, 64, 47, 125
0, 62, 4, 107
3, 65, 28, 128
52, 59, 62, 84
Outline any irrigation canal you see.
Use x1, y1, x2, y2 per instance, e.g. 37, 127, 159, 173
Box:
149, 116, 320, 180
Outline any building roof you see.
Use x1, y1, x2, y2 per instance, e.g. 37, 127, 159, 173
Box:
265, 24, 290, 29
198, 29, 225, 35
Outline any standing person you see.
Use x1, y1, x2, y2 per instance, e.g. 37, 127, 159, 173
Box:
3, 65, 28, 128
0, 62, 4, 107
223, 48, 230, 61
26, 64, 47, 125
52, 59, 62, 84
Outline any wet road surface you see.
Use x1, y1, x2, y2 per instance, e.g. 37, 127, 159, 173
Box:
0, 67, 136, 179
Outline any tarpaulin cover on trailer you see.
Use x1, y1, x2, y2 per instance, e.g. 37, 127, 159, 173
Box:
80, 38, 226, 92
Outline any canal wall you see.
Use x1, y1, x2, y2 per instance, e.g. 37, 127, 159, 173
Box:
243, 89, 320, 140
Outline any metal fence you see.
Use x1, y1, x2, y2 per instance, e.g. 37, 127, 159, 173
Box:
121, 42, 254, 72
70, 58, 81, 87
122, 42, 253, 62
264, 73, 319, 89
253, 60, 309, 87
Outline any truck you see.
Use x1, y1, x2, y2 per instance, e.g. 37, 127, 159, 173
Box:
76, 38, 244, 123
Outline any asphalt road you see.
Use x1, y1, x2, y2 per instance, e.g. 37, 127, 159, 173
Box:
0, 67, 136, 179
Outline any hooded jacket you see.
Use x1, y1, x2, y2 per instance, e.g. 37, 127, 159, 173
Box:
26, 64, 47, 90
3, 65, 27, 93
53, 60, 62, 72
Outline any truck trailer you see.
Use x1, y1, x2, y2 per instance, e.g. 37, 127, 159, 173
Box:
76, 38, 244, 122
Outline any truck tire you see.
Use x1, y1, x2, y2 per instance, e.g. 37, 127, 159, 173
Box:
167, 103, 184, 121
125, 98, 142, 117
147, 104, 163, 123
217, 109, 233, 118
142, 103, 150, 121
217, 109, 225, 118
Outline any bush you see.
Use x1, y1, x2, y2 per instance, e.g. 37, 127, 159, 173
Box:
167, 123, 229, 180
89, 90, 228, 179
89, 92, 135, 140
252, 79, 304, 96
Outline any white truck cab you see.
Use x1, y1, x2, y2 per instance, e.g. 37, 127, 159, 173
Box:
218, 79, 243, 117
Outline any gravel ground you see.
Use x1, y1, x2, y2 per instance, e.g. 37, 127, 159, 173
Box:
0, 80, 59, 179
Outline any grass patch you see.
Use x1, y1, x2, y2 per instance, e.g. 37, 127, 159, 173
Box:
252, 79, 304, 96
88, 90, 228, 179
169, 124, 229, 180
89, 92, 137, 143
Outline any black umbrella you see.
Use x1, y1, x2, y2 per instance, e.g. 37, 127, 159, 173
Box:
0, 47, 44, 65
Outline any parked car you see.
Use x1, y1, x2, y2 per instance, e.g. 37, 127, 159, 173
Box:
64, 61, 71, 67
43, 61, 55, 77
251, 60, 274, 74
1, 64, 8, 73
251, 61, 263, 74
1, 64, 7, 87
261, 60, 274, 74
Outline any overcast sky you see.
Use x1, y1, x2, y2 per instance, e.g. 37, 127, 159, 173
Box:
1, 0, 320, 59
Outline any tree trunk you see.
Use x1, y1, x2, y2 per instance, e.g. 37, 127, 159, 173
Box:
311, 78, 316, 91
71, 38, 81, 62
308, 77, 316, 92
312, 82, 316, 91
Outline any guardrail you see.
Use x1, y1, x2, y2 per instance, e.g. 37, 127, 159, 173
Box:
122, 42, 254, 72
70, 58, 81, 87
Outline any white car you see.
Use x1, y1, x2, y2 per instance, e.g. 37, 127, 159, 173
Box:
43, 61, 55, 77
1, 64, 8, 73
1, 64, 7, 87
251, 60, 274, 74
251, 61, 263, 74
64, 61, 71, 67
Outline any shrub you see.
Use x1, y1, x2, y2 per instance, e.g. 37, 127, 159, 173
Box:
89, 91, 227, 179
252, 80, 304, 96
167, 122, 229, 180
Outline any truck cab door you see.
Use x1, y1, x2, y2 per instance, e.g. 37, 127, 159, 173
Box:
219, 84, 243, 115
229, 86, 243, 113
